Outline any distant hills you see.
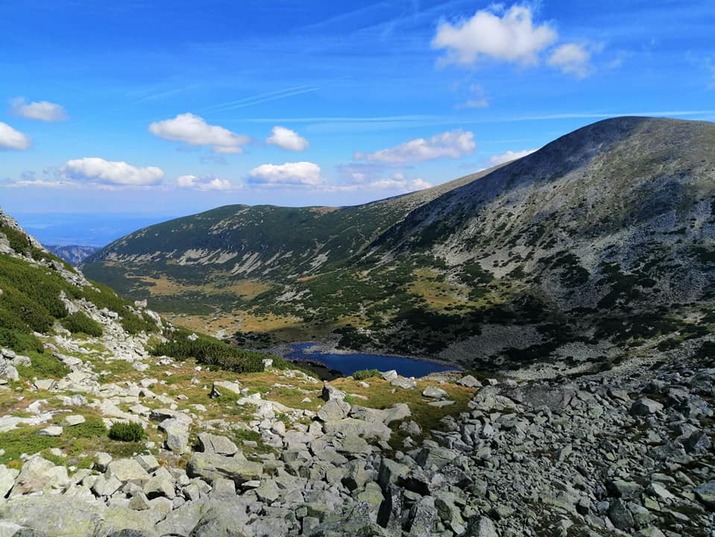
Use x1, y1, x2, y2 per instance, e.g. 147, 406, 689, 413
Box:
83, 117, 715, 372
45, 244, 99, 265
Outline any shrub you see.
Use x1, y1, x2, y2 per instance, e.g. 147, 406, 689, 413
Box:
353, 369, 380, 381
17, 353, 70, 379
62, 312, 103, 337
150, 329, 267, 373
108, 422, 146, 442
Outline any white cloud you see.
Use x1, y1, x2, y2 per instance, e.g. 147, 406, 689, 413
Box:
148, 113, 250, 154
433, 5, 557, 67
10, 97, 68, 122
487, 149, 537, 167
355, 130, 475, 164
266, 126, 309, 151
176, 174, 234, 191
61, 157, 164, 186
0, 122, 31, 150
548, 43, 592, 78
248, 161, 324, 186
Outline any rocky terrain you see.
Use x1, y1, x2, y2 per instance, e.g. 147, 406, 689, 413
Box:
82, 117, 715, 373
1, 209, 714, 536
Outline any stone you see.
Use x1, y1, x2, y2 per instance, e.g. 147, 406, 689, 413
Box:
377, 458, 409, 489
212, 380, 243, 395
630, 398, 663, 416
607, 479, 640, 499
61, 415, 86, 426
256, 478, 281, 502
0, 495, 104, 536
390, 377, 416, 390
134, 454, 160, 473
457, 375, 482, 388
422, 386, 448, 399
159, 418, 190, 454
39, 425, 63, 437
317, 398, 351, 422
381, 370, 398, 381
10, 456, 70, 496
694, 481, 715, 510
405, 496, 438, 536
105, 459, 151, 483
208, 478, 236, 500
33, 379, 56, 391
684, 430, 711, 453
92, 475, 123, 497
468, 516, 498, 537
0, 464, 19, 498
187, 452, 263, 486
197, 433, 239, 456
321, 383, 347, 402
608, 499, 634, 530
143, 472, 176, 500
94, 452, 112, 472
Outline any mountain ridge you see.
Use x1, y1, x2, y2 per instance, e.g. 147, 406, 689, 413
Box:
83, 116, 715, 372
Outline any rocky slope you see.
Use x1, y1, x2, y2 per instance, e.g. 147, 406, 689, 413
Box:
0, 210, 713, 536
82, 117, 715, 373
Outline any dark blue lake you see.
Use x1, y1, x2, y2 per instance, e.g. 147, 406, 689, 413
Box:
286, 343, 459, 378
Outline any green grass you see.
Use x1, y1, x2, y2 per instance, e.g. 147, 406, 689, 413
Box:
16, 352, 70, 379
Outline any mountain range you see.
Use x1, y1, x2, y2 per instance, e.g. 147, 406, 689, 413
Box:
83, 117, 715, 373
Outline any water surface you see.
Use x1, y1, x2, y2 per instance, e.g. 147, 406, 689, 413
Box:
286, 342, 459, 378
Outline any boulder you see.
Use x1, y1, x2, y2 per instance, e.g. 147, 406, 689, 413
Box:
630, 398, 663, 416
105, 459, 151, 483
159, 418, 190, 454
10, 456, 70, 496
317, 398, 351, 422
187, 453, 263, 486
197, 433, 239, 456
422, 386, 448, 400
457, 375, 482, 388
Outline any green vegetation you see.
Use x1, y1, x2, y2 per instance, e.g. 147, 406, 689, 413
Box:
17, 352, 70, 379
108, 422, 146, 442
150, 328, 270, 373
62, 311, 103, 336
352, 369, 380, 380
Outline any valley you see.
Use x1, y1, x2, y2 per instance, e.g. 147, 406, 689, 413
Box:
83, 117, 715, 376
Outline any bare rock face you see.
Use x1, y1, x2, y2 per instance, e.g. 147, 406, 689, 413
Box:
186, 452, 263, 486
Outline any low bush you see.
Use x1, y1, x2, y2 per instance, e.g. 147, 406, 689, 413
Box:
62, 312, 103, 337
108, 422, 146, 442
353, 369, 380, 381
17, 353, 70, 379
150, 329, 268, 373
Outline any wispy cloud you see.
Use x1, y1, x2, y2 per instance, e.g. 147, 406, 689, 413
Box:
487, 149, 537, 167
204, 86, 319, 113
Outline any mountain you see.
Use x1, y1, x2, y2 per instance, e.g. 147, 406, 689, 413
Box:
83, 117, 715, 372
45, 244, 100, 265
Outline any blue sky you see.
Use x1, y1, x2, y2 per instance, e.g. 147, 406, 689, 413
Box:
1, 0, 714, 244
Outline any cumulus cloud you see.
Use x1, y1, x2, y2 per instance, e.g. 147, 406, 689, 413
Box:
355, 130, 475, 164
0, 122, 31, 150
176, 174, 234, 191
61, 157, 164, 186
433, 5, 557, 67
266, 126, 309, 151
248, 161, 323, 186
148, 113, 250, 154
548, 43, 592, 78
487, 149, 537, 167
10, 97, 68, 122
